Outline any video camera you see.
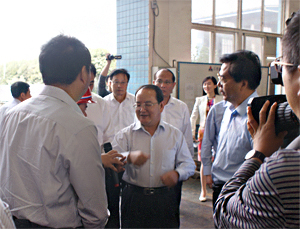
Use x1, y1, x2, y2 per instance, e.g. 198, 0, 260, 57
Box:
248, 95, 299, 139
106, 55, 122, 61
247, 60, 300, 142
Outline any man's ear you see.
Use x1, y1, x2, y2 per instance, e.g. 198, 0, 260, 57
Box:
79, 66, 89, 85
159, 101, 164, 113
19, 92, 26, 102
240, 80, 248, 90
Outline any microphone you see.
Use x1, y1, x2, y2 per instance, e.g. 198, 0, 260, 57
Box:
103, 142, 120, 187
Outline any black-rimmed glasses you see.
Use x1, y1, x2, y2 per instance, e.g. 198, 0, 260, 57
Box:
133, 102, 158, 109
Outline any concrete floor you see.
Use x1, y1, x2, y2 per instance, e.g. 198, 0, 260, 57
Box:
180, 176, 214, 229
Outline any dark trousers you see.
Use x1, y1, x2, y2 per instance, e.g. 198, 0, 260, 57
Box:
173, 181, 183, 225
105, 169, 123, 228
212, 183, 225, 211
121, 184, 179, 228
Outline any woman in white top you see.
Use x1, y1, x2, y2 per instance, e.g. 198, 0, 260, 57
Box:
190, 76, 222, 202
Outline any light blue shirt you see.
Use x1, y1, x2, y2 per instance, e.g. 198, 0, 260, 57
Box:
112, 120, 196, 187
201, 100, 227, 175
202, 91, 258, 184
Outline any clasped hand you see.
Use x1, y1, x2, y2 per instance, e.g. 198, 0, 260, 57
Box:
101, 150, 126, 173
128, 151, 179, 187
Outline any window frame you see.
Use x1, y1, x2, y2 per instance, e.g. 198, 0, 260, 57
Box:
191, 0, 286, 65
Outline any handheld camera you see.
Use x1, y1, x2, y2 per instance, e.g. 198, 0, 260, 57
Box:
248, 95, 300, 139
107, 55, 122, 60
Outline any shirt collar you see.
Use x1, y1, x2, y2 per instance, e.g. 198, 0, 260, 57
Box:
165, 95, 175, 106
229, 91, 258, 116
13, 98, 21, 104
39, 85, 83, 115
133, 119, 166, 132
110, 92, 130, 102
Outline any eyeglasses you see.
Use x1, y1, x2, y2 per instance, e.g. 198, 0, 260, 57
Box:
271, 56, 298, 73
112, 81, 128, 86
155, 79, 173, 85
133, 102, 158, 109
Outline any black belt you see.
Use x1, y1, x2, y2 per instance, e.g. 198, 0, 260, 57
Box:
125, 183, 171, 195
13, 216, 49, 228
13, 216, 83, 229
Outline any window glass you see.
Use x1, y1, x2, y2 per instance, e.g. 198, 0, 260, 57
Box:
245, 36, 262, 60
263, 0, 281, 33
191, 29, 210, 62
192, 0, 213, 25
242, 0, 262, 31
215, 0, 237, 28
215, 33, 234, 63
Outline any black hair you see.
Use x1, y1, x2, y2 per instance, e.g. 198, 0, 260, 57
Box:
91, 63, 97, 76
11, 81, 30, 98
108, 69, 130, 82
219, 50, 261, 90
39, 34, 91, 85
282, 10, 300, 73
135, 84, 164, 104
202, 76, 219, 96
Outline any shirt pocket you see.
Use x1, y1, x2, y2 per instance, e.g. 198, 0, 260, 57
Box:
162, 149, 176, 171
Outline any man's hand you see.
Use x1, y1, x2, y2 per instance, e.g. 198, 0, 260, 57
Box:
127, 151, 150, 166
206, 175, 213, 189
101, 150, 125, 172
105, 53, 112, 62
160, 170, 179, 188
247, 101, 287, 157
193, 136, 199, 142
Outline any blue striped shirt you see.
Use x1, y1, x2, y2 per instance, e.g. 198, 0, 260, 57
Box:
214, 149, 300, 228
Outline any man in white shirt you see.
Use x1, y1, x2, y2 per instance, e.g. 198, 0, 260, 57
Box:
0, 35, 108, 228
86, 64, 114, 144
112, 84, 195, 228
104, 68, 135, 136
0, 81, 31, 120
153, 69, 193, 157
153, 68, 194, 206
103, 68, 135, 228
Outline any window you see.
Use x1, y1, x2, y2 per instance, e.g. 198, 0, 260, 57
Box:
244, 36, 262, 60
215, 33, 234, 62
263, 0, 281, 33
191, 0, 284, 65
191, 30, 210, 62
215, 0, 237, 28
192, 0, 213, 25
242, 0, 262, 31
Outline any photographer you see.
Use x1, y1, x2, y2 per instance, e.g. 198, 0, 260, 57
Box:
214, 10, 300, 228
98, 53, 113, 97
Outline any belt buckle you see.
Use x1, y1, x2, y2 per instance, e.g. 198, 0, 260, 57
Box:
144, 188, 155, 195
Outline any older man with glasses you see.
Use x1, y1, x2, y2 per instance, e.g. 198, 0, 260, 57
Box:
201, 50, 262, 214
112, 84, 195, 228
214, 10, 300, 228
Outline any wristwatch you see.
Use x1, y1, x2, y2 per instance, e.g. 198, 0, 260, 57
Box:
244, 149, 266, 162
